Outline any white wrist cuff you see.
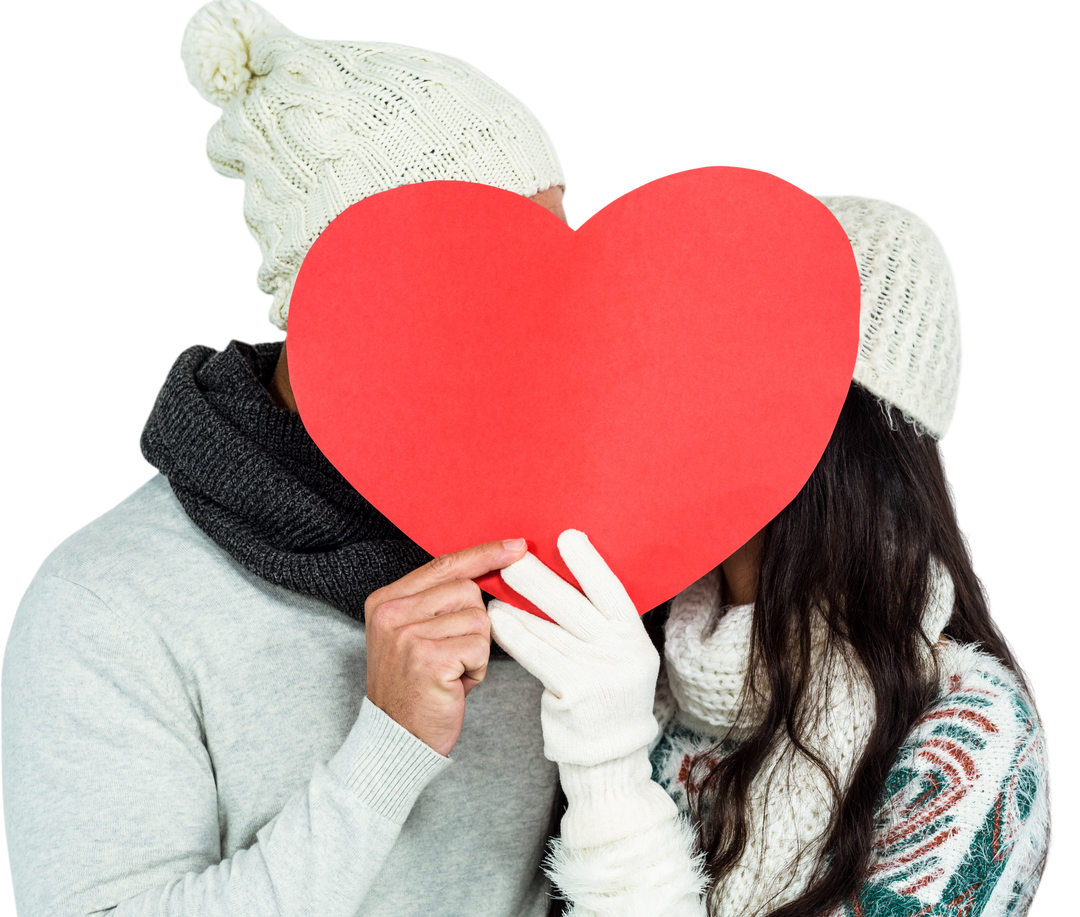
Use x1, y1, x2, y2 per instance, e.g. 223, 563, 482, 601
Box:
558, 747, 679, 848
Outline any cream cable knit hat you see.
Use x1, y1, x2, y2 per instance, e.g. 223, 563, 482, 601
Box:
182, 1, 565, 328
819, 197, 960, 438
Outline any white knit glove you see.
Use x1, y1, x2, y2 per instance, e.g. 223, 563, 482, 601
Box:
489, 530, 659, 767
489, 530, 680, 849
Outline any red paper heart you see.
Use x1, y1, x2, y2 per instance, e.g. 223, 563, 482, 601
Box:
288, 167, 859, 616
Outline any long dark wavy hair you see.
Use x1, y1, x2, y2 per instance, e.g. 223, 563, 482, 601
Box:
680, 381, 1030, 916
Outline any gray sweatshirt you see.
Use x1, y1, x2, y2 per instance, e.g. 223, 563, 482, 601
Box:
3, 475, 558, 917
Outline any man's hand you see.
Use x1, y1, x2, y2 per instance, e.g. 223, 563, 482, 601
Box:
364, 538, 528, 756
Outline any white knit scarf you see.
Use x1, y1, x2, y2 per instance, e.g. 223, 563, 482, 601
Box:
659, 565, 955, 916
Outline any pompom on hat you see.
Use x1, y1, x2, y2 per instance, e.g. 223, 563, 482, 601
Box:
181, 1, 564, 329
819, 197, 961, 438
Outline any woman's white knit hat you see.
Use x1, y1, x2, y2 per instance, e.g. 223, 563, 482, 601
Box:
819, 197, 961, 438
182, 1, 565, 329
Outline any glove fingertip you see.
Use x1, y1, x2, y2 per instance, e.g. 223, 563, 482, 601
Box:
499, 552, 544, 592
488, 605, 527, 655
556, 528, 593, 555
488, 601, 527, 637
487, 598, 523, 616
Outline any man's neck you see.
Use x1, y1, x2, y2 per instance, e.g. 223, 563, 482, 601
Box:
268, 341, 298, 412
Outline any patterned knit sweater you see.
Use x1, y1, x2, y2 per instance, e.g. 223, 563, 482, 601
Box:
648, 641, 1049, 916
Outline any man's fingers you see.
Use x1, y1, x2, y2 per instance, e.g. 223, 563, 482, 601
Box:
368, 538, 527, 608
414, 539, 527, 593
373, 579, 484, 627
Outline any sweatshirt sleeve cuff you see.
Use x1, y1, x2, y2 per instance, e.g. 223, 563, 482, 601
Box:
328, 697, 451, 824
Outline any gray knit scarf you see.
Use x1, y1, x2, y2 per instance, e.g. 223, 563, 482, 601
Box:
141, 341, 432, 620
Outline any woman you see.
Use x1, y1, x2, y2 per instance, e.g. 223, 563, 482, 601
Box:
490, 197, 1050, 917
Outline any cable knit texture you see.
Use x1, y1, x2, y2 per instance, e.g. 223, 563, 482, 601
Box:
544, 567, 1048, 916
820, 197, 960, 438
181, 1, 564, 328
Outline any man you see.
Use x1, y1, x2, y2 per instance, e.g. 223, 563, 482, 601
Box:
3, 3, 567, 915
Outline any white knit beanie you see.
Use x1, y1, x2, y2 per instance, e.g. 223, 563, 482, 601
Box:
819, 197, 960, 438
181, 1, 565, 329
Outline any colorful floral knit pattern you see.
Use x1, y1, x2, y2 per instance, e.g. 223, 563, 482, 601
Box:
650, 644, 1049, 917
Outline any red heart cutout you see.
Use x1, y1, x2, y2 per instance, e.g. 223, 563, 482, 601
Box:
288, 167, 859, 615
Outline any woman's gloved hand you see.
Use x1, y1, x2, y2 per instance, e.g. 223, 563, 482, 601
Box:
487, 529, 659, 767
